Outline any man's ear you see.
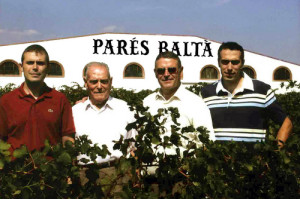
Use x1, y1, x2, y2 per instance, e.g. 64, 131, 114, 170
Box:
154, 69, 158, 78
217, 59, 221, 68
180, 66, 184, 80
83, 78, 87, 88
46, 63, 50, 75
110, 77, 113, 85
20, 63, 23, 72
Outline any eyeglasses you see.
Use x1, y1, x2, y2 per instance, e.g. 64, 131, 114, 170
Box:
220, 59, 241, 65
155, 67, 178, 75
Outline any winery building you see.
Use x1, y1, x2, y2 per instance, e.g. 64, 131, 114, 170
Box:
0, 33, 299, 92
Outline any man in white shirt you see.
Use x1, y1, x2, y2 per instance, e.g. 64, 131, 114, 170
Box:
143, 51, 215, 157
72, 62, 135, 165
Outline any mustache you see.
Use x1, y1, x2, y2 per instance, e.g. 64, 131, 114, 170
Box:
162, 77, 173, 81
29, 73, 41, 75
94, 90, 105, 93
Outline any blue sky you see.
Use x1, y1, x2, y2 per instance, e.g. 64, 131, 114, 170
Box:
1, 0, 299, 64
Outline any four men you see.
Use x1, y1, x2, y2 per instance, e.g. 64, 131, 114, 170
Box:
0, 42, 292, 157
0, 44, 75, 151
201, 42, 292, 146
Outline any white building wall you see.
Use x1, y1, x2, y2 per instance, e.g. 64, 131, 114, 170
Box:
0, 33, 299, 92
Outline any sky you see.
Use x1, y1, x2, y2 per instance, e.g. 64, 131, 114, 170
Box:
1, 0, 300, 64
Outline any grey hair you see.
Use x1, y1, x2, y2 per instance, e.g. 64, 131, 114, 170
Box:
83, 62, 110, 79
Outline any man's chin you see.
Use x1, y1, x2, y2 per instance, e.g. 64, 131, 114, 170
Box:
91, 95, 107, 103
26, 75, 46, 81
161, 84, 179, 93
223, 76, 237, 81
92, 96, 104, 101
25, 78, 45, 84
161, 85, 174, 91
160, 81, 174, 88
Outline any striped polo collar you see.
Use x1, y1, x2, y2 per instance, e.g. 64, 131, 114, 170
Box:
216, 72, 254, 94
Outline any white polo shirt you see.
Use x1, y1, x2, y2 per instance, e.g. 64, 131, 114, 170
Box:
143, 85, 215, 156
72, 96, 135, 164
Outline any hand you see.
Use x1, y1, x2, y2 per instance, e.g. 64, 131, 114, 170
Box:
277, 139, 285, 149
75, 96, 88, 104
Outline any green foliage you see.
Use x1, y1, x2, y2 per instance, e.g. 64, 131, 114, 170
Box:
56, 82, 154, 106
0, 83, 17, 98
0, 82, 299, 198
110, 87, 154, 107
276, 82, 300, 133
185, 82, 208, 95
57, 82, 88, 106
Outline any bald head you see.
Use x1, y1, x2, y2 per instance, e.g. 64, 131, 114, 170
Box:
83, 62, 110, 80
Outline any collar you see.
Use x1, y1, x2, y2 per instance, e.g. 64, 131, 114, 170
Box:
216, 72, 254, 94
85, 96, 113, 111
155, 84, 184, 102
18, 82, 52, 99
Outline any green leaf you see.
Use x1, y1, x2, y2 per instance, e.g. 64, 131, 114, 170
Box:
13, 190, 21, 196
1, 150, 10, 156
0, 140, 11, 150
151, 137, 161, 145
40, 164, 49, 172
0, 160, 4, 169
120, 159, 131, 173
21, 187, 31, 199
57, 152, 72, 165
64, 140, 73, 148
13, 145, 28, 158
284, 157, 291, 164
245, 164, 253, 172
42, 139, 51, 154
193, 182, 200, 187
80, 142, 90, 154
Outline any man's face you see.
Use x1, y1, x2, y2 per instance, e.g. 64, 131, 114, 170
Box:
85, 65, 112, 106
22, 52, 48, 84
219, 49, 243, 83
155, 58, 182, 93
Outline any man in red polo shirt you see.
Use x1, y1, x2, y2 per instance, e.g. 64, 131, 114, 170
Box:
0, 44, 75, 151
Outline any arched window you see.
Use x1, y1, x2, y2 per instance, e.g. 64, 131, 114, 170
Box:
273, 66, 292, 81
0, 60, 21, 76
48, 61, 64, 77
123, 62, 144, 78
242, 65, 256, 79
200, 65, 219, 80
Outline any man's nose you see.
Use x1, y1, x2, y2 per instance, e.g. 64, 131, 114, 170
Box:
96, 81, 103, 89
227, 63, 233, 70
164, 68, 170, 76
32, 62, 38, 70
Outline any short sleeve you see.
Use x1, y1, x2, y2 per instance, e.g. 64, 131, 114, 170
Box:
61, 95, 76, 137
124, 104, 137, 140
192, 100, 215, 141
0, 100, 9, 139
265, 89, 287, 125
